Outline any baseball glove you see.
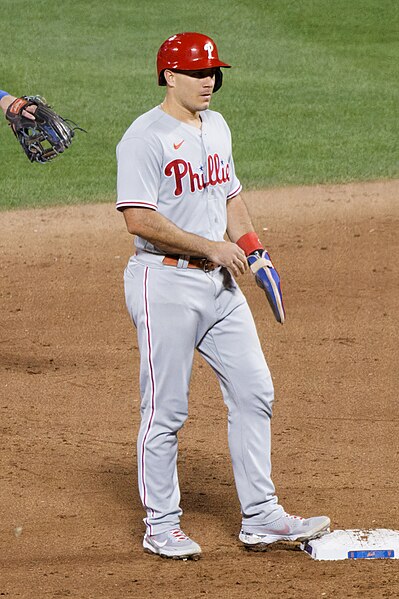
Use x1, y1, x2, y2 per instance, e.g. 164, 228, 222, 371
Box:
5, 95, 84, 163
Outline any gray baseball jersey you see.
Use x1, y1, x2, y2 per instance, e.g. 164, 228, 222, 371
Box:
117, 106, 284, 536
116, 106, 241, 252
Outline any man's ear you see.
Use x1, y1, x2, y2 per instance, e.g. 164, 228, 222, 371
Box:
164, 69, 176, 88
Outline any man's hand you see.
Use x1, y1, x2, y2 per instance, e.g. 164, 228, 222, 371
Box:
206, 241, 248, 277
123, 208, 248, 277
1, 94, 36, 120
4, 95, 83, 163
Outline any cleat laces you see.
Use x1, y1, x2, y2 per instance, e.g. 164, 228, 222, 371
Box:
170, 528, 190, 542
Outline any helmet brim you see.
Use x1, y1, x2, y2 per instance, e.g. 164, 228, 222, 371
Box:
159, 63, 231, 86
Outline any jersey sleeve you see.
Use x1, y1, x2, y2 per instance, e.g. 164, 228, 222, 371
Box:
227, 156, 242, 200
116, 135, 161, 211
216, 113, 242, 201
226, 154, 242, 200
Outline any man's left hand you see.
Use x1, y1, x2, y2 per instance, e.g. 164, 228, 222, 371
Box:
1, 94, 36, 120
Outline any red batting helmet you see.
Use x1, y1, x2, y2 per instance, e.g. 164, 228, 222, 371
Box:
157, 32, 231, 93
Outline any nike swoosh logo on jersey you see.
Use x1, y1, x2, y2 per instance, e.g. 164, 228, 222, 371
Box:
173, 140, 184, 150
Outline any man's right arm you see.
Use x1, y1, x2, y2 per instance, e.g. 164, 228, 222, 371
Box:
123, 207, 247, 276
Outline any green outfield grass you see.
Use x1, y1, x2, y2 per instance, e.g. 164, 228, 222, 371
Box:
0, 0, 398, 209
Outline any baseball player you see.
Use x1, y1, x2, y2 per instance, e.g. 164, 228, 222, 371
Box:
116, 32, 330, 560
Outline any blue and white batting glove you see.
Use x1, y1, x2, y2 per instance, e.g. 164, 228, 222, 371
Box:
237, 231, 286, 325
247, 250, 285, 324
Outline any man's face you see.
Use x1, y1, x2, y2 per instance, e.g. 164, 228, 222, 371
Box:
165, 68, 217, 112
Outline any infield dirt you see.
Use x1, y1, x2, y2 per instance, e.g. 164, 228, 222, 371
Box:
1, 180, 398, 598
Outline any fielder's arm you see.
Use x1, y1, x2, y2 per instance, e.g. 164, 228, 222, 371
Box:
122, 207, 248, 276
0, 91, 36, 119
0, 91, 14, 115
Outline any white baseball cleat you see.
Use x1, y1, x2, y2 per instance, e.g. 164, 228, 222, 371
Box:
239, 513, 331, 549
143, 528, 202, 560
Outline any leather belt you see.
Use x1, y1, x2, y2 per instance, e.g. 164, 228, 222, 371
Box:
162, 255, 218, 272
